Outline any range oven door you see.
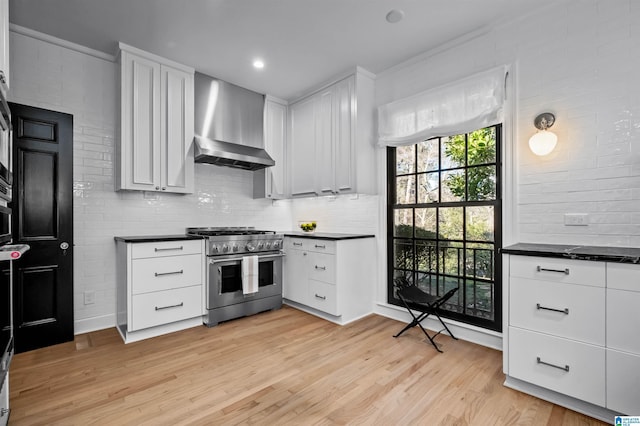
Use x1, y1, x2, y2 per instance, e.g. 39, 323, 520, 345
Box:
207, 252, 283, 309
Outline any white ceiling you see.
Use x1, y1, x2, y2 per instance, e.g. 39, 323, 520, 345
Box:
9, 0, 552, 100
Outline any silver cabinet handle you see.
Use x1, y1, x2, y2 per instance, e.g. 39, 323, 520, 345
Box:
536, 303, 569, 314
293, 242, 303, 247
536, 266, 569, 275
155, 302, 184, 311
155, 246, 184, 252
0, 71, 6, 85
162, 187, 166, 190
155, 269, 184, 277
315, 265, 326, 270
0, 408, 9, 417
537, 356, 569, 372
315, 294, 326, 300
315, 244, 326, 249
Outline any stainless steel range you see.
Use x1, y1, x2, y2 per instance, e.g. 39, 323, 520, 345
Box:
186, 227, 284, 327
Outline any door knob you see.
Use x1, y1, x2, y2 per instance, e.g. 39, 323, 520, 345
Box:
60, 242, 69, 250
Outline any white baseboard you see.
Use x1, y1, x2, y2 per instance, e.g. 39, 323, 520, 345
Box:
74, 313, 116, 335
374, 302, 503, 351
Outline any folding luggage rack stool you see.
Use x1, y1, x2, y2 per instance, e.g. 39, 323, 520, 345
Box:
393, 277, 459, 353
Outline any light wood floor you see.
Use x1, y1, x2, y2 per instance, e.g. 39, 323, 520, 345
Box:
9, 306, 607, 425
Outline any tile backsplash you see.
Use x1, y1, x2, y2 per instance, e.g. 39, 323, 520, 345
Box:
9, 31, 292, 332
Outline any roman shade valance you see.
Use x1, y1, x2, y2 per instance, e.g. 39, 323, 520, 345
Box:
377, 66, 508, 147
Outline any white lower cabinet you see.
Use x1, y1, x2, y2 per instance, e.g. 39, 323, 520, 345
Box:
116, 238, 205, 343
283, 236, 374, 324
508, 327, 605, 406
504, 253, 640, 420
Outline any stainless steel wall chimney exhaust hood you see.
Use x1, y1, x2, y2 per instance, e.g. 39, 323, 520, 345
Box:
194, 72, 274, 171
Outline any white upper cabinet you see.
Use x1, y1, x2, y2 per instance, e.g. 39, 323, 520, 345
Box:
289, 94, 318, 197
254, 96, 288, 199
0, 0, 9, 95
288, 68, 376, 198
117, 43, 194, 194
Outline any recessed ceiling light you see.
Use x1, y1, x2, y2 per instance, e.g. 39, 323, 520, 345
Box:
253, 59, 265, 69
386, 9, 405, 24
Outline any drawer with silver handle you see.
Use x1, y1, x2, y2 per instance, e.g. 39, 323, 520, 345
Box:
132, 254, 202, 294
286, 238, 336, 254
131, 240, 203, 259
308, 280, 338, 315
131, 285, 202, 331
509, 255, 605, 287
509, 276, 605, 345
508, 327, 605, 407
308, 252, 336, 284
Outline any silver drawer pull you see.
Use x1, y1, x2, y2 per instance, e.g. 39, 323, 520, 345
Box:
315, 244, 326, 249
315, 294, 326, 300
155, 302, 184, 311
536, 303, 569, 315
0, 408, 9, 417
293, 242, 303, 247
536, 266, 570, 275
155, 269, 184, 277
315, 265, 326, 270
155, 246, 184, 252
536, 356, 569, 372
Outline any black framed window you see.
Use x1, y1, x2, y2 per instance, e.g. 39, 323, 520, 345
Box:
387, 125, 502, 331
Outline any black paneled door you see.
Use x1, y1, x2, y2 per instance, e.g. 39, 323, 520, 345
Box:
9, 103, 73, 353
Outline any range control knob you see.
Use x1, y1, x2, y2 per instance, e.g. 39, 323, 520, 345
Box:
246, 243, 256, 252
264, 242, 271, 249
273, 240, 281, 249
232, 244, 239, 252
222, 244, 229, 253
257, 242, 264, 250
211, 244, 219, 253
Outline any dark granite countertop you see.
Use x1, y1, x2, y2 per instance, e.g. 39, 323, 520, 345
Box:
283, 232, 375, 241
502, 243, 640, 264
114, 234, 204, 243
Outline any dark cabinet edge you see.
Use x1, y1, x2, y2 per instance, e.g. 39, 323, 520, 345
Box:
114, 235, 205, 243
501, 243, 640, 264
283, 232, 375, 241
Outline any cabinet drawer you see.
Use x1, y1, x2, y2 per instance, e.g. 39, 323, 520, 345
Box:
286, 238, 336, 254
607, 288, 640, 354
508, 327, 605, 406
510, 277, 605, 345
607, 263, 640, 292
509, 256, 605, 287
131, 285, 202, 330
305, 240, 336, 254
606, 349, 640, 414
308, 252, 336, 284
308, 280, 338, 315
131, 240, 202, 259
131, 254, 202, 294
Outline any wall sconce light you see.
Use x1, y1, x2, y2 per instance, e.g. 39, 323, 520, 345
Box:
528, 112, 557, 156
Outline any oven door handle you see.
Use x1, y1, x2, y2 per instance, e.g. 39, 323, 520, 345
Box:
208, 252, 285, 264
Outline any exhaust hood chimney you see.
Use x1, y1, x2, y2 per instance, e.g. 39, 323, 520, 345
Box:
193, 72, 274, 171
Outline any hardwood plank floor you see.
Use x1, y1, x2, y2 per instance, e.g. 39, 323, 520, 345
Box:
9, 306, 607, 425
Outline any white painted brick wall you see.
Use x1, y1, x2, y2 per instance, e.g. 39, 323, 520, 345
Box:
376, 0, 640, 248
9, 31, 292, 333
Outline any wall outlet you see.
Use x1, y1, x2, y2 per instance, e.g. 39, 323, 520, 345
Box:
564, 213, 589, 226
84, 291, 96, 305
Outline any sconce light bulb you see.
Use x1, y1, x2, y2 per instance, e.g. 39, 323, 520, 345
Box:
529, 130, 558, 156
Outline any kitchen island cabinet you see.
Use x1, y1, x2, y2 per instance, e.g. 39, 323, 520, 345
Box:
115, 236, 205, 343
501, 243, 640, 422
116, 43, 194, 194
283, 234, 375, 325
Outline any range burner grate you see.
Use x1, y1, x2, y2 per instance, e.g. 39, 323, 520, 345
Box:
186, 227, 276, 237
